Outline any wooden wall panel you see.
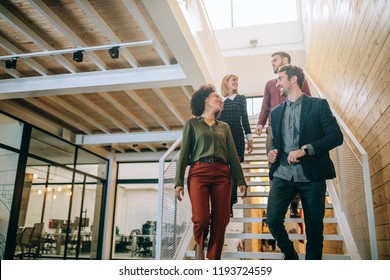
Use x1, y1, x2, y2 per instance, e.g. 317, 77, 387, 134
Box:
303, 0, 390, 259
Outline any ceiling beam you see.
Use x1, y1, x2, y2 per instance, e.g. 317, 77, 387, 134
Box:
75, 130, 181, 146
72, 94, 130, 133
0, 100, 63, 137
114, 150, 178, 162
128, 144, 141, 153
0, 63, 21, 78
122, 0, 170, 65
142, 0, 209, 87
45, 96, 110, 133
0, 35, 52, 76
0, 64, 187, 99
181, 86, 192, 100
111, 144, 126, 153
124, 90, 170, 130
145, 144, 158, 152
0, 4, 78, 73
75, 0, 139, 68
97, 93, 149, 132
23, 98, 92, 134
28, 0, 108, 71
153, 88, 186, 125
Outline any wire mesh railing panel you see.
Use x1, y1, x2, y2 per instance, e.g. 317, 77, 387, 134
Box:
306, 71, 377, 259
160, 153, 192, 260
333, 139, 372, 259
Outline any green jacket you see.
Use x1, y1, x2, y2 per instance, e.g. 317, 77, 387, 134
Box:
175, 117, 247, 187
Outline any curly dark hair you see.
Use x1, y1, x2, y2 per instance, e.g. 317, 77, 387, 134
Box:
191, 84, 218, 117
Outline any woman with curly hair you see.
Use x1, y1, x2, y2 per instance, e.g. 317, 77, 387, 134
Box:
175, 84, 248, 260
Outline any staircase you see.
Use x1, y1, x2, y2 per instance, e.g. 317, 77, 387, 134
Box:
185, 116, 351, 260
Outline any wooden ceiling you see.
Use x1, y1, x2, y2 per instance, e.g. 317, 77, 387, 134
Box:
0, 0, 201, 155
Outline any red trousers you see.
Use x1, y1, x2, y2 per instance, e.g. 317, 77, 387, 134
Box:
188, 161, 231, 260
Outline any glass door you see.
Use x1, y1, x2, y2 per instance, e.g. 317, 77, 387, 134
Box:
67, 172, 103, 259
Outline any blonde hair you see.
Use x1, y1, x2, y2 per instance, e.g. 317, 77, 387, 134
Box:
220, 73, 239, 97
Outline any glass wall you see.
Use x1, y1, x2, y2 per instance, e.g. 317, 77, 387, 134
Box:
0, 149, 19, 259
112, 162, 158, 259
0, 112, 108, 260
0, 113, 23, 260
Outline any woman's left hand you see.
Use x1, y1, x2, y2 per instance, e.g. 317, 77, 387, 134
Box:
239, 185, 248, 198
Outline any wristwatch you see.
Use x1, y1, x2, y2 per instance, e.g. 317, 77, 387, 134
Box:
301, 145, 309, 155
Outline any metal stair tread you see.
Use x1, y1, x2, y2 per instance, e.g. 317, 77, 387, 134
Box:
229, 217, 338, 223
246, 181, 270, 186
233, 203, 333, 209
185, 251, 351, 260
243, 172, 269, 177
225, 233, 344, 241
241, 163, 269, 169
246, 191, 269, 197
244, 155, 268, 161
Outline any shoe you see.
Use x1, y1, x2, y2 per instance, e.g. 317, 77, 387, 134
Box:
289, 201, 300, 218
283, 249, 299, 260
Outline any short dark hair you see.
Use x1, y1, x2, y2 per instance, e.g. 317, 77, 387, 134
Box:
277, 64, 305, 89
272, 51, 291, 63
191, 84, 216, 116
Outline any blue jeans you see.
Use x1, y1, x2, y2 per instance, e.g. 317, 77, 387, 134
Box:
266, 177, 326, 260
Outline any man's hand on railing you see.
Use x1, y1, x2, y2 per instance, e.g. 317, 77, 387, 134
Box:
175, 186, 184, 201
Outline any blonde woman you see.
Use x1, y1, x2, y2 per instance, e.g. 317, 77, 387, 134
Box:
219, 74, 253, 217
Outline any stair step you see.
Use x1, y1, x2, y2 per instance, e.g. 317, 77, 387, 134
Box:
185, 251, 351, 260
247, 150, 267, 155
241, 163, 269, 169
244, 190, 330, 197
246, 181, 270, 186
233, 203, 333, 209
251, 138, 266, 142
246, 191, 269, 197
243, 172, 268, 177
244, 155, 268, 161
233, 204, 268, 209
229, 217, 338, 223
225, 233, 344, 241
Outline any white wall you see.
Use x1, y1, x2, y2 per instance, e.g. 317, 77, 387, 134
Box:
115, 187, 158, 236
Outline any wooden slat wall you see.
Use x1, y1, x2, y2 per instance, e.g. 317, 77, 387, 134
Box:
303, 0, 390, 259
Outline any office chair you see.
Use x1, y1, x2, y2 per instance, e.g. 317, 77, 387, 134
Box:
42, 234, 56, 254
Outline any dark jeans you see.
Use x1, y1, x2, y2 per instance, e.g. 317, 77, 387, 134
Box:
266, 177, 326, 260
266, 126, 300, 205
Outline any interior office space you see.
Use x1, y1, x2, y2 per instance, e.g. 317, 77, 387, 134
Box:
0, 0, 389, 260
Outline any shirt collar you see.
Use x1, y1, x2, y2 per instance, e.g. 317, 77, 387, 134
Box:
222, 94, 237, 101
196, 116, 220, 125
286, 94, 304, 107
